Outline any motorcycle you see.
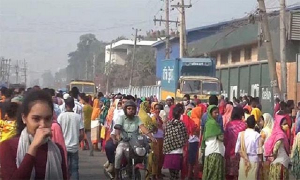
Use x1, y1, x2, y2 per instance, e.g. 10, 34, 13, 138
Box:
113, 124, 151, 180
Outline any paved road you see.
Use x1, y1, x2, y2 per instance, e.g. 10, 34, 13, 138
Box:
79, 150, 107, 179
78, 150, 299, 180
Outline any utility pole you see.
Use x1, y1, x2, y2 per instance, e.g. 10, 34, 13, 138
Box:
280, 0, 287, 100
171, 0, 191, 58
128, 28, 140, 95
22, 59, 27, 86
15, 60, 19, 83
257, 0, 281, 98
93, 54, 96, 79
85, 60, 88, 80
154, 0, 179, 59
165, 0, 170, 59
106, 42, 113, 95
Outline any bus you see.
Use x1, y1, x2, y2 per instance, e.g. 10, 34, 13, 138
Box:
68, 80, 97, 97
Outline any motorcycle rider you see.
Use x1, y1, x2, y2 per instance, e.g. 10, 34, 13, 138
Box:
114, 100, 157, 180
104, 95, 135, 172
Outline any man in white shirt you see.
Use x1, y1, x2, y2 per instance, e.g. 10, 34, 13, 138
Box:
57, 97, 84, 180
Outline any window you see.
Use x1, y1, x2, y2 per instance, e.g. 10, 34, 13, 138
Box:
231, 50, 240, 63
182, 80, 201, 94
220, 52, 228, 65
245, 47, 252, 61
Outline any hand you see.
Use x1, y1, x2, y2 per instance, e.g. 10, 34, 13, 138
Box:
150, 137, 157, 143
31, 126, 52, 148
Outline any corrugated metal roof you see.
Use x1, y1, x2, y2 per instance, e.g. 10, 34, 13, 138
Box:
152, 5, 300, 48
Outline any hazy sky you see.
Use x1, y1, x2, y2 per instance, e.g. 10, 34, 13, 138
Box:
0, 0, 299, 84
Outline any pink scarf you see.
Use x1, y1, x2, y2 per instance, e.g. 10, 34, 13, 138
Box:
224, 120, 247, 158
264, 115, 290, 157
222, 104, 233, 129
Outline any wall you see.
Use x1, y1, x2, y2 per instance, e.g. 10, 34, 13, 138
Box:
216, 62, 274, 114
216, 61, 298, 114
112, 85, 161, 100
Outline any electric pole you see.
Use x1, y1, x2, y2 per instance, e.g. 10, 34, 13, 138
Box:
280, 0, 287, 100
257, 0, 281, 98
106, 42, 113, 95
128, 28, 140, 95
165, 0, 170, 59
154, 0, 179, 59
15, 60, 19, 84
85, 60, 88, 80
92, 53, 96, 83
22, 59, 27, 86
171, 0, 191, 58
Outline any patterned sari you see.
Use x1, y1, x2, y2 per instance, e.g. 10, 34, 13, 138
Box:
224, 120, 246, 179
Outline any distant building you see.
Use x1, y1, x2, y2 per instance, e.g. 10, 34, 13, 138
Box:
105, 39, 158, 65
153, 5, 300, 114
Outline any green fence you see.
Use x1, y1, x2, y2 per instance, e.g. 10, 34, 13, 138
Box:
216, 62, 274, 114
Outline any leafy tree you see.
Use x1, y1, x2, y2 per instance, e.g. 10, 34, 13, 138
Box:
106, 46, 156, 89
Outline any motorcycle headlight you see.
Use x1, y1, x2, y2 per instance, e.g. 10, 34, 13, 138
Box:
135, 147, 146, 156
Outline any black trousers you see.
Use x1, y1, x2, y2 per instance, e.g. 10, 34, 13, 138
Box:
105, 138, 117, 163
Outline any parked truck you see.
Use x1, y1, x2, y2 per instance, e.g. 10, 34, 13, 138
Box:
111, 58, 221, 101
67, 80, 97, 97
161, 58, 221, 101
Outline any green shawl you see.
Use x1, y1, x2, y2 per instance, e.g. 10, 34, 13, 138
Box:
201, 105, 223, 149
99, 99, 110, 124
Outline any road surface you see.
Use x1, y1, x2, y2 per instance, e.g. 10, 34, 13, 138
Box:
77, 150, 300, 180
79, 150, 107, 179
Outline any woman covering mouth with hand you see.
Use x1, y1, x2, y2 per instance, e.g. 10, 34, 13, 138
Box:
0, 90, 67, 180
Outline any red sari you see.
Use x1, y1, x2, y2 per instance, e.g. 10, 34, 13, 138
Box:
181, 114, 197, 179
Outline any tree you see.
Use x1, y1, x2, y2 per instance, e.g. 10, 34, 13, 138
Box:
107, 46, 156, 89
65, 34, 108, 83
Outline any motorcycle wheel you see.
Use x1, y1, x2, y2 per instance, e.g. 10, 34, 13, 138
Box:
134, 170, 141, 180
119, 169, 141, 180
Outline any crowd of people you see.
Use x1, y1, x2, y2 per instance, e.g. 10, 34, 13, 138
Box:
1, 85, 300, 180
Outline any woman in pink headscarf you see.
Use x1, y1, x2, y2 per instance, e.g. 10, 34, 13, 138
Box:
222, 104, 233, 129
264, 115, 290, 180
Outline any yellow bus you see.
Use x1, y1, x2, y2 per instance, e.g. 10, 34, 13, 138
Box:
68, 80, 97, 97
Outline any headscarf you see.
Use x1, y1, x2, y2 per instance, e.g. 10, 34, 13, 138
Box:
91, 99, 101, 121
222, 104, 233, 129
224, 118, 247, 158
251, 107, 262, 122
138, 101, 155, 132
261, 113, 274, 141
99, 99, 109, 124
106, 99, 119, 128
150, 102, 158, 114
17, 127, 63, 179
190, 103, 203, 133
202, 105, 223, 149
264, 115, 290, 157
243, 105, 252, 114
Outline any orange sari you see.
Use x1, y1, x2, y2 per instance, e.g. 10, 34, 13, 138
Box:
91, 99, 101, 144
102, 99, 118, 150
